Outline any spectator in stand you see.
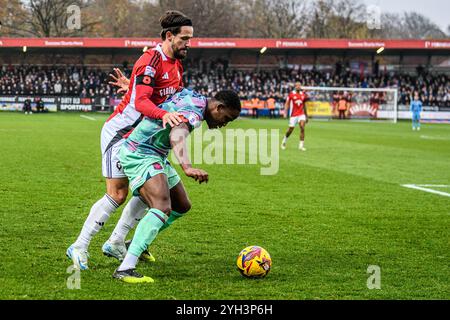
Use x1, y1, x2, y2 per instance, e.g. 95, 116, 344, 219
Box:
54, 81, 62, 94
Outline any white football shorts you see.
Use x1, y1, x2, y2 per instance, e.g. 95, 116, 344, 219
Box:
101, 137, 127, 179
289, 115, 307, 127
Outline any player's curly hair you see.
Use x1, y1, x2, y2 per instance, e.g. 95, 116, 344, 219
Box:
214, 91, 242, 113
160, 10, 192, 40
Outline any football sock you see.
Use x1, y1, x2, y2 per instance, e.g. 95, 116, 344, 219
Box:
109, 196, 148, 244
159, 211, 184, 232
74, 194, 119, 250
300, 141, 304, 149
118, 208, 168, 271
118, 252, 139, 271
282, 136, 287, 144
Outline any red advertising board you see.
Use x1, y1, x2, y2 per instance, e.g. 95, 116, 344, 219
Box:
1, 38, 449, 50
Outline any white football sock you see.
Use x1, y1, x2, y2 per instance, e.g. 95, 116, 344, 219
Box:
300, 141, 304, 149
118, 252, 140, 271
74, 194, 119, 250
282, 136, 287, 144
109, 196, 148, 244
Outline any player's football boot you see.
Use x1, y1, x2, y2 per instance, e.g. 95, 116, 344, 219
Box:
102, 241, 127, 261
113, 268, 154, 284
300, 147, 307, 151
281, 143, 286, 150
66, 244, 89, 270
125, 240, 156, 262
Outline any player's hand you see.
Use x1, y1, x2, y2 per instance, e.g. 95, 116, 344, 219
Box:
184, 168, 209, 184
109, 68, 130, 94
163, 112, 184, 128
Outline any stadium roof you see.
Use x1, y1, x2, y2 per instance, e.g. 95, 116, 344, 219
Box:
1, 38, 450, 50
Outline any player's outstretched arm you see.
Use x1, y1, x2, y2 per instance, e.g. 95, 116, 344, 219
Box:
170, 123, 209, 184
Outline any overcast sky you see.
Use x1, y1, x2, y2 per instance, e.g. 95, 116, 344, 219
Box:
362, 0, 450, 31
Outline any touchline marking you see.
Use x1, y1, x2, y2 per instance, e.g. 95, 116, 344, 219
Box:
418, 185, 449, 188
80, 115, 96, 121
420, 135, 450, 141
401, 184, 450, 198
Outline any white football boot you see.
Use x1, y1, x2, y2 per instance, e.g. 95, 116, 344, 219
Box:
102, 241, 127, 261
66, 244, 89, 270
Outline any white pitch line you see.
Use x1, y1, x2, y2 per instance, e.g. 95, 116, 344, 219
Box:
402, 184, 450, 198
420, 135, 449, 141
80, 115, 96, 121
418, 185, 449, 188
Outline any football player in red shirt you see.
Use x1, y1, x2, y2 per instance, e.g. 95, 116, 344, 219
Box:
281, 81, 309, 151
67, 11, 194, 270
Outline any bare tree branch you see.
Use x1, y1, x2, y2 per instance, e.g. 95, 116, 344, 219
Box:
1, 0, 447, 39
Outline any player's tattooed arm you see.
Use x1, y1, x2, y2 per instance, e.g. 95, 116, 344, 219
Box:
109, 68, 130, 94
170, 123, 208, 184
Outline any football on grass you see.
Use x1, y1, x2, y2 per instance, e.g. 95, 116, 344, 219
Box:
236, 246, 272, 278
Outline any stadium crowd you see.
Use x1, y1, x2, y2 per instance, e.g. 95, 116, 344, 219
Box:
0, 62, 449, 107
184, 59, 450, 107
0, 65, 114, 99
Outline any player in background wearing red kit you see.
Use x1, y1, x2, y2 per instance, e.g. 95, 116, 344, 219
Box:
67, 11, 194, 270
281, 81, 309, 151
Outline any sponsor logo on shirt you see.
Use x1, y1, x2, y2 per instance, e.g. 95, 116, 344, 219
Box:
159, 87, 177, 97
144, 66, 156, 77
187, 113, 201, 128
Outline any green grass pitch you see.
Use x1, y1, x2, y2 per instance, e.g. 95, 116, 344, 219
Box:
0, 112, 449, 300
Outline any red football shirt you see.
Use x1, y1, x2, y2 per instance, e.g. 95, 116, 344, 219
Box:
103, 44, 183, 147
287, 91, 308, 117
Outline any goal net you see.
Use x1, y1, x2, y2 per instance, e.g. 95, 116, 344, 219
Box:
302, 87, 398, 123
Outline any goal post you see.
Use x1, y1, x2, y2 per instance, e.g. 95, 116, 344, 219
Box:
302, 86, 398, 123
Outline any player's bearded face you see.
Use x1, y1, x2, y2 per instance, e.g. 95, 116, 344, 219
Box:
171, 26, 193, 60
